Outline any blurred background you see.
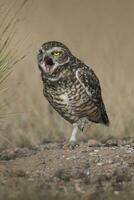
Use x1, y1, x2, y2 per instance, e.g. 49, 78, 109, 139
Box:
0, 0, 134, 149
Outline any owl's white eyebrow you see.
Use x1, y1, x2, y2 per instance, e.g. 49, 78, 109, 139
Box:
47, 47, 62, 53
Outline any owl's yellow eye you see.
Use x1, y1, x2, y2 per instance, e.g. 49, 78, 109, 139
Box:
52, 51, 62, 57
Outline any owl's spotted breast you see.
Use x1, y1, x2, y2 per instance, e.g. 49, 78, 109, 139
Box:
43, 67, 101, 124
43, 70, 79, 123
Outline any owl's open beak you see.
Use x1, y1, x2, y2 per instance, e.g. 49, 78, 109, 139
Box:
44, 56, 54, 66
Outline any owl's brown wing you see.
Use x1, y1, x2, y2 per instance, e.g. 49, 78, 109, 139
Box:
76, 66, 109, 126
76, 67, 101, 103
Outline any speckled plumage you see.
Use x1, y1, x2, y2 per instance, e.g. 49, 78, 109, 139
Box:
37, 41, 109, 145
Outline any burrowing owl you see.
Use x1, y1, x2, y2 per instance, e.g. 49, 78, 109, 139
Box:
37, 41, 109, 146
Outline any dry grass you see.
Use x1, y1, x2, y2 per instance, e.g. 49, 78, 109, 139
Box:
0, 0, 134, 149
0, 0, 28, 149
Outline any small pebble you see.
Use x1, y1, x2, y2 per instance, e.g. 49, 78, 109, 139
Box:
66, 155, 79, 160
94, 149, 99, 153
114, 191, 120, 195
97, 162, 104, 166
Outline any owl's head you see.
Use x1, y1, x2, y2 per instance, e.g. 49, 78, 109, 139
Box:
37, 41, 72, 75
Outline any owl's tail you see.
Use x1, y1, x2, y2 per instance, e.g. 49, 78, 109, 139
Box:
87, 100, 110, 126
101, 109, 110, 126
100, 100, 110, 126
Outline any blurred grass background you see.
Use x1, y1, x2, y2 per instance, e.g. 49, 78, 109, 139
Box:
0, 183, 134, 200
0, 0, 134, 149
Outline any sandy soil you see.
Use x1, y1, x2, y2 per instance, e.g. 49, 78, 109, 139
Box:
0, 139, 134, 200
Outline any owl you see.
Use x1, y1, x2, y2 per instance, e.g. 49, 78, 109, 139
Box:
37, 41, 109, 147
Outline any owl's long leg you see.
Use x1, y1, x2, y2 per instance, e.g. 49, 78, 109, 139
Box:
69, 123, 79, 148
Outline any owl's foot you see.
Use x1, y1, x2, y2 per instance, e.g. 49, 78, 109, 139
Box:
62, 140, 79, 149
68, 140, 79, 149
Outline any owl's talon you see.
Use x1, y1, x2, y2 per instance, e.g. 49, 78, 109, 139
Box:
68, 140, 79, 149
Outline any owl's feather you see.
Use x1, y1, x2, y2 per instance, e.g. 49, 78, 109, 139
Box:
76, 66, 109, 126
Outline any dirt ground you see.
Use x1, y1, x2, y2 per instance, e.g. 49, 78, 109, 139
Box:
0, 139, 134, 200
